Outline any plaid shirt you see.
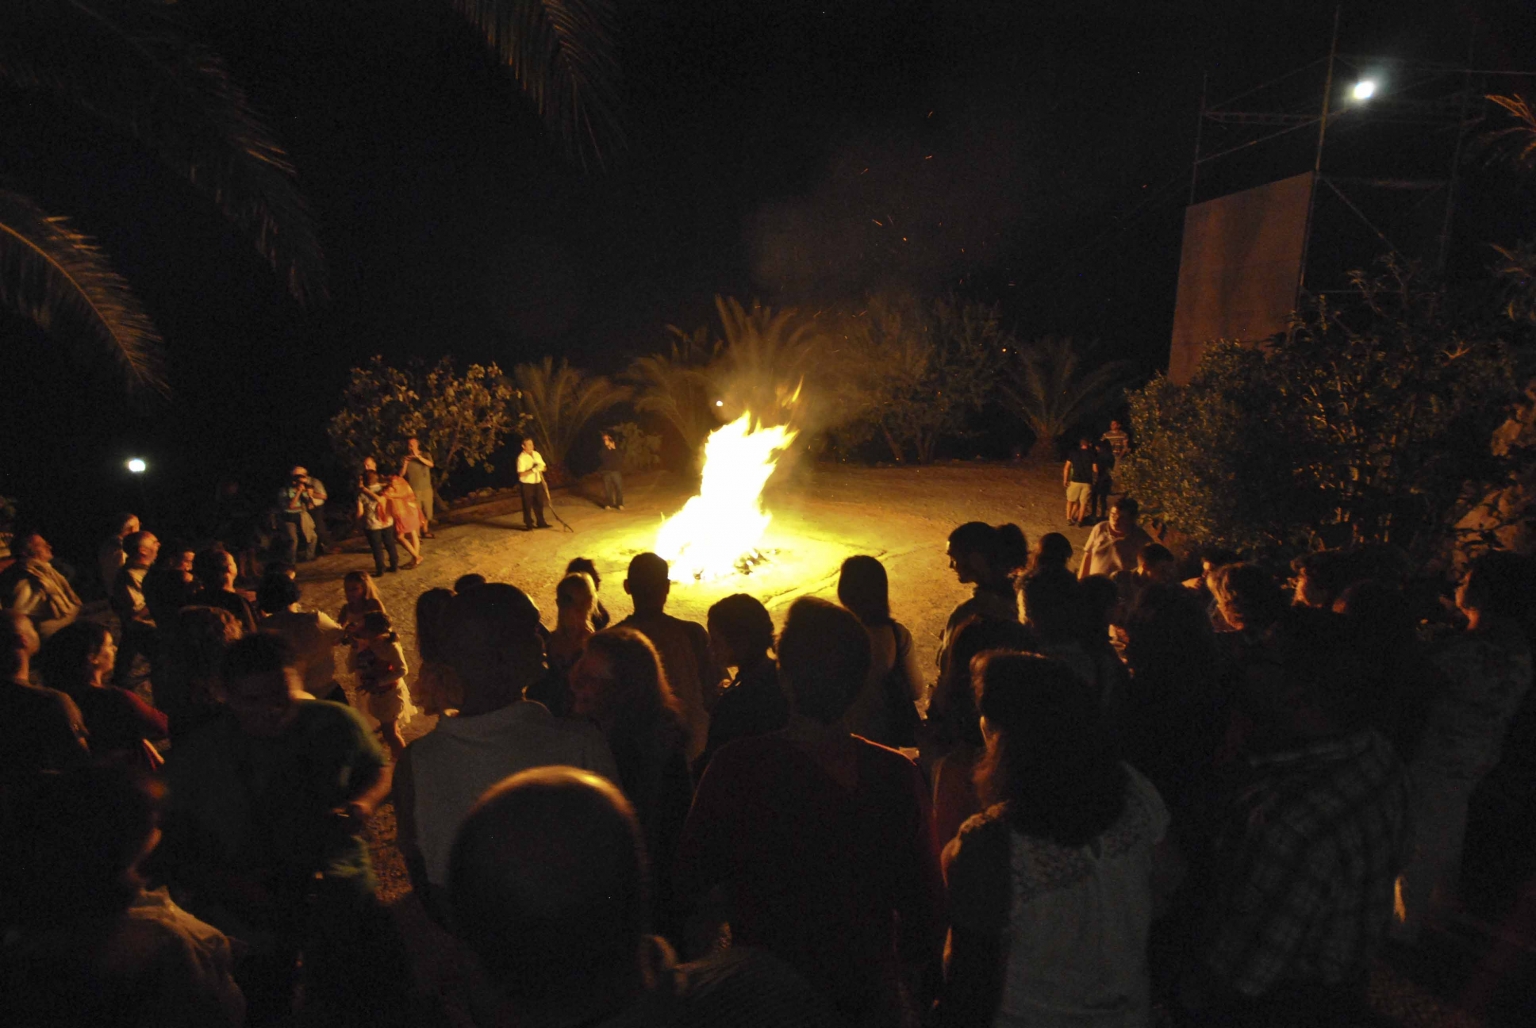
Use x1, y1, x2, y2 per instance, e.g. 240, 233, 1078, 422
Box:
1201, 729, 1409, 997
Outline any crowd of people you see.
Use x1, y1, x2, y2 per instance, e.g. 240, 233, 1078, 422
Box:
2, 474, 1534, 1028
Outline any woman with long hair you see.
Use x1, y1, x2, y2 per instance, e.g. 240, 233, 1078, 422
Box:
838, 555, 924, 748
938, 652, 1182, 1027
374, 470, 424, 569
525, 573, 598, 717
565, 556, 611, 629
36, 621, 167, 765
570, 627, 693, 943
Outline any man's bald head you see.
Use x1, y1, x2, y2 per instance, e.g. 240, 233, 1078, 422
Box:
449, 767, 648, 1007
444, 583, 546, 713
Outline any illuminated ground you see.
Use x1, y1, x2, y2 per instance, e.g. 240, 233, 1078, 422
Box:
297, 459, 1074, 746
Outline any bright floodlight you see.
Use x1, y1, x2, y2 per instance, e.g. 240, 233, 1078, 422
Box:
1352, 79, 1376, 101
715, 400, 724, 407
126, 458, 147, 474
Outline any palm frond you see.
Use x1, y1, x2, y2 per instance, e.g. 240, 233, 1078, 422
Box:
1486, 94, 1536, 169
625, 326, 720, 451
446, 0, 622, 170
1000, 336, 1139, 444
0, 189, 165, 394
514, 355, 628, 470
1, 0, 325, 301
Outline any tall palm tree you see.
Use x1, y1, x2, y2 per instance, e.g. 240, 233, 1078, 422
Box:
625, 324, 721, 454
1000, 336, 1140, 459
514, 355, 628, 477
1, 0, 621, 393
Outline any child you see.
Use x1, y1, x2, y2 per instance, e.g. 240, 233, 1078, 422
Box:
350, 610, 413, 760
337, 570, 385, 649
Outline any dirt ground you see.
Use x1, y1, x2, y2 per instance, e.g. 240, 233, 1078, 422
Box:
292, 462, 1515, 1028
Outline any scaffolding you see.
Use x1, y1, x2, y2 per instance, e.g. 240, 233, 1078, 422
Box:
1187, 8, 1536, 303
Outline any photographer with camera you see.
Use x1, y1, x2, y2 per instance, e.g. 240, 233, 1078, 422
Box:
277, 466, 330, 564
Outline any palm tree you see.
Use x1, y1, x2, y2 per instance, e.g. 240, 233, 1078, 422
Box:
625, 324, 721, 454
1000, 336, 1140, 459
0, 0, 621, 393
709, 296, 819, 427
514, 356, 628, 477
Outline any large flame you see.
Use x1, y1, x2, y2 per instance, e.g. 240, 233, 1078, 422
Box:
655, 413, 797, 580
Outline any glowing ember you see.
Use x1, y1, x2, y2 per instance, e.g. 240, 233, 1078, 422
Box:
656, 413, 797, 580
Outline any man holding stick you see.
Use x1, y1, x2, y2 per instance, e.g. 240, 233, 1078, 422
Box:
516, 437, 552, 531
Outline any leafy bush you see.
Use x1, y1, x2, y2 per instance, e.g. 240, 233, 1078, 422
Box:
608, 421, 662, 472
327, 356, 523, 489
1120, 261, 1519, 561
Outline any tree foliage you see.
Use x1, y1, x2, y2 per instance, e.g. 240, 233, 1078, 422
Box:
708, 296, 819, 429
1120, 260, 1519, 560
839, 295, 1005, 463
327, 356, 523, 490
608, 420, 662, 472
999, 336, 1140, 458
625, 325, 721, 454
514, 356, 628, 478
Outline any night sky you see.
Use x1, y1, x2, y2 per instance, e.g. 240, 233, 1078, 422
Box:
5, 0, 1534, 558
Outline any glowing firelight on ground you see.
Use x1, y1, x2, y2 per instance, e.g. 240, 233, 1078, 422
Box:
655, 413, 797, 580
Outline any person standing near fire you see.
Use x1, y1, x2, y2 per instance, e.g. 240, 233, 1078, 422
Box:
517, 437, 552, 531
599, 431, 625, 511
401, 437, 436, 539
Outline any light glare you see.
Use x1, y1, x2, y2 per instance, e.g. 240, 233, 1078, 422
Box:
126, 458, 147, 474
1352, 80, 1376, 101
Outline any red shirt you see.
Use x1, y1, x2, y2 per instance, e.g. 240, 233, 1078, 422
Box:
676, 732, 944, 1026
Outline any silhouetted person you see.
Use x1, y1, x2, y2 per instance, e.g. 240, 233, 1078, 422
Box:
1393, 551, 1533, 942
158, 633, 405, 1027
697, 593, 788, 777
570, 627, 694, 945
98, 511, 140, 595
394, 583, 617, 920
1, 765, 244, 1027
1184, 609, 1408, 1028
449, 767, 832, 1027
838, 555, 923, 748
111, 529, 161, 692
1063, 437, 1096, 526
939, 653, 1183, 1027
677, 597, 944, 1027
939, 522, 1027, 674
599, 430, 626, 510
619, 552, 720, 762
0, 610, 88, 799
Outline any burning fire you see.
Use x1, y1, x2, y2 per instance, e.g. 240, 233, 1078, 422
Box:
655, 412, 797, 580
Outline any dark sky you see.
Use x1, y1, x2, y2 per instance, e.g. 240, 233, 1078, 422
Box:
4, 0, 1535, 554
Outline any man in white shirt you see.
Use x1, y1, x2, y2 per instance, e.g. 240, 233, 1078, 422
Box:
1078, 496, 1152, 580
516, 437, 552, 531
393, 583, 617, 922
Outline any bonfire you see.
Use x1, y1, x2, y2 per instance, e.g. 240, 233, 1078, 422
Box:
655, 412, 797, 580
